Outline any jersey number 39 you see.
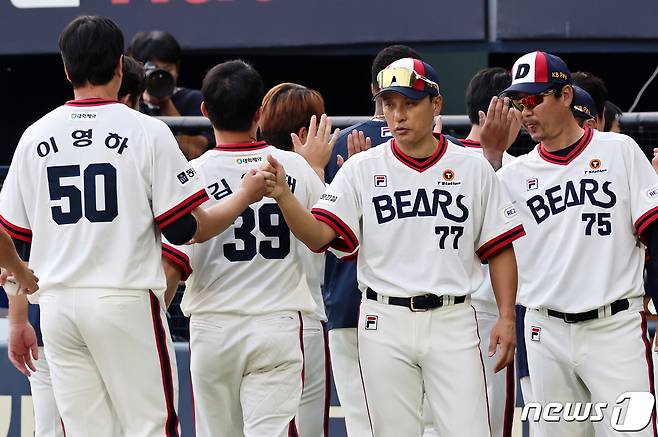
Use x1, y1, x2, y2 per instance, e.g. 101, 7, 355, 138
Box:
224, 203, 290, 261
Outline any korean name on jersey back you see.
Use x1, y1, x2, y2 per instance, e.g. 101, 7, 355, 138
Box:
526, 178, 616, 225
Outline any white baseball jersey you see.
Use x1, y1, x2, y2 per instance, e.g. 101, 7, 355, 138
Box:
0, 98, 207, 301
498, 128, 658, 312
462, 139, 516, 314
164, 141, 323, 317
311, 135, 525, 298
298, 240, 328, 321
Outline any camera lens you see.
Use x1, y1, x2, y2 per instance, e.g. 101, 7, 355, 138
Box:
146, 67, 175, 99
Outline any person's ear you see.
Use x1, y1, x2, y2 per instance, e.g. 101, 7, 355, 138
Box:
115, 55, 123, 80
201, 101, 209, 118
562, 85, 574, 108
297, 126, 308, 143
432, 95, 443, 116
253, 106, 263, 124
63, 64, 72, 84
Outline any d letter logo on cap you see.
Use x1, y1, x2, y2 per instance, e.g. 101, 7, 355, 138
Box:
515, 64, 531, 80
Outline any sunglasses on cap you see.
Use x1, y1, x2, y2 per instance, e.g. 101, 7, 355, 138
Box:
376, 68, 439, 94
510, 89, 556, 112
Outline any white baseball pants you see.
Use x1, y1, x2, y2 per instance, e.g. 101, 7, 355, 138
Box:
525, 304, 656, 437
292, 316, 331, 437
29, 346, 64, 437
39, 289, 180, 437
357, 298, 491, 437
189, 311, 303, 437
477, 310, 516, 437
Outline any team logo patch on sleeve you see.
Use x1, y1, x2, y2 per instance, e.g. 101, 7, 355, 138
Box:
177, 167, 197, 185
365, 315, 378, 330
374, 175, 387, 187
319, 191, 341, 203
502, 205, 518, 222
531, 326, 541, 342
527, 178, 538, 191
646, 184, 658, 199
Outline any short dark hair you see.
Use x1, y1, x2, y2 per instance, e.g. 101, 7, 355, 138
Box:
465, 68, 512, 125
572, 72, 608, 121
371, 45, 423, 89
604, 101, 623, 131
202, 60, 264, 132
127, 31, 181, 65
118, 56, 146, 107
58, 15, 124, 88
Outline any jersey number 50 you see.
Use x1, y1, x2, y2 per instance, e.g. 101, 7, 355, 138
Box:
224, 203, 290, 261
47, 163, 118, 225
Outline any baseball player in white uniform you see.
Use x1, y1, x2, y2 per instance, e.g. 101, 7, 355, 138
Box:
1, 17, 266, 437
261, 58, 524, 436
162, 60, 324, 437
486, 51, 658, 437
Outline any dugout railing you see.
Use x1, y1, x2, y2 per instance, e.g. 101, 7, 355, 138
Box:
2, 112, 658, 340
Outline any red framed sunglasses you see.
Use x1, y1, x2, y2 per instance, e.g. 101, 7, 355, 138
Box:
510, 90, 555, 111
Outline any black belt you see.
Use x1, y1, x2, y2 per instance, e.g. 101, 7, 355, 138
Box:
366, 288, 466, 312
545, 299, 630, 323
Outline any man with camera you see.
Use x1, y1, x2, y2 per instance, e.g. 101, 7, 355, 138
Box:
128, 30, 210, 160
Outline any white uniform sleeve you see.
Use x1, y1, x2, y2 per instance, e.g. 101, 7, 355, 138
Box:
475, 162, 525, 261
0, 142, 32, 243
162, 237, 194, 281
151, 121, 208, 229
625, 136, 658, 238
310, 161, 360, 254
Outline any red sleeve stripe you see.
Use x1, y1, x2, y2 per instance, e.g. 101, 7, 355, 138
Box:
311, 208, 359, 253
476, 225, 526, 261
0, 215, 32, 242
162, 243, 193, 281
635, 205, 658, 238
156, 189, 209, 229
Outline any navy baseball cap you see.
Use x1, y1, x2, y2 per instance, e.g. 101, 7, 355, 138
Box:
572, 85, 597, 120
501, 51, 571, 96
373, 58, 440, 101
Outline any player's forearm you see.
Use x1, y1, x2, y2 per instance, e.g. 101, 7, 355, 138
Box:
8, 294, 29, 324
488, 245, 518, 320
162, 257, 183, 309
276, 190, 337, 251
192, 192, 251, 243
0, 230, 26, 274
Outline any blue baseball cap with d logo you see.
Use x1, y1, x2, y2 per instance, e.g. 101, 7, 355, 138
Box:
501, 51, 571, 96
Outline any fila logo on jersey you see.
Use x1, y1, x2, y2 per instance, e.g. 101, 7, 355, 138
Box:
374, 175, 387, 187
531, 326, 541, 342
177, 168, 196, 185
365, 315, 378, 330
381, 127, 392, 138
527, 178, 538, 191
526, 179, 616, 225
372, 189, 469, 224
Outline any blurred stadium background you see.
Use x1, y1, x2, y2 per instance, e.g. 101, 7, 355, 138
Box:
3, 0, 658, 436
